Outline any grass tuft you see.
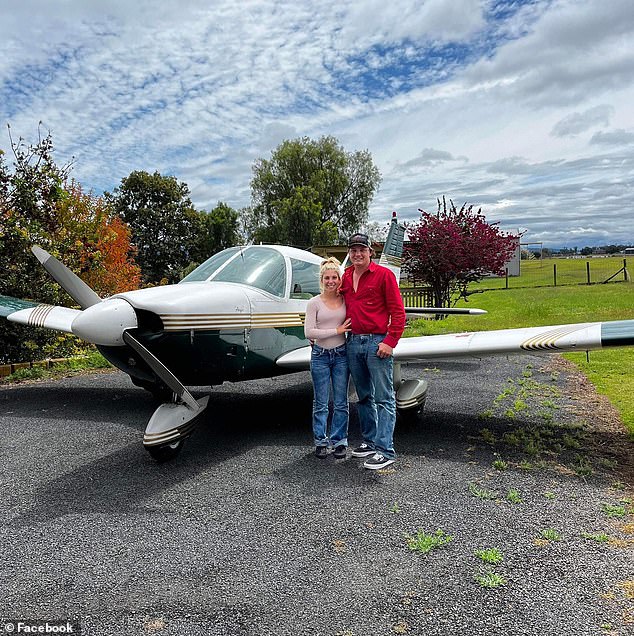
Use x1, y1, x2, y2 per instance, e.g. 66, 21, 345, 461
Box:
405, 529, 453, 555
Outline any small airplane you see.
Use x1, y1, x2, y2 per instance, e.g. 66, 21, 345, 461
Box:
1, 213, 633, 462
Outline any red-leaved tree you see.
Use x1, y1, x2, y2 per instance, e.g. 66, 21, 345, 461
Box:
403, 197, 518, 308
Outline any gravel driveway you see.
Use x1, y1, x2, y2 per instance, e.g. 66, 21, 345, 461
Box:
1, 354, 632, 635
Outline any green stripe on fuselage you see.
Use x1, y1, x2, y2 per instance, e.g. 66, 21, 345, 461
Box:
0, 295, 39, 318
109, 325, 310, 386
601, 320, 634, 347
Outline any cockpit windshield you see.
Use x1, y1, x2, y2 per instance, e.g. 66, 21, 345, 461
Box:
180, 247, 240, 283
180, 246, 287, 297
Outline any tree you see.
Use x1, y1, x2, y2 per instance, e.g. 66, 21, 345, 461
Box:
106, 171, 200, 284
55, 183, 141, 296
188, 202, 240, 267
403, 197, 518, 308
0, 128, 140, 362
245, 135, 381, 247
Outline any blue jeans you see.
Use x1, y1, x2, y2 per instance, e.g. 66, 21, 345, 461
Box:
310, 343, 349, 447
347, 334, 396, 460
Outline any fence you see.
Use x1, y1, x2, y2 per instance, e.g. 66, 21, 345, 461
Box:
473, 257, 629, 291
400, 287, 434, 307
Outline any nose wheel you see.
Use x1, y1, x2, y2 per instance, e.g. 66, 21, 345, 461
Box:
146, 439, 185, 463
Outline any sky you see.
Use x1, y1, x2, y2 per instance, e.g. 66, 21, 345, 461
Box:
1, 0, 633, 248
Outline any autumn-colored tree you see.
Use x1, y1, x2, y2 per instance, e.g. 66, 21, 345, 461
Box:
55, 183, 141, 296
0, 128, 140, 362
404, 197, 518, 308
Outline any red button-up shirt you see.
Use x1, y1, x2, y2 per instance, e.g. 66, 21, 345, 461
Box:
340, 262, 406, 349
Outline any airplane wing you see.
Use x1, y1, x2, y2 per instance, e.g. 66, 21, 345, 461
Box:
276, 319, 634, 370
0, 294, 80, 333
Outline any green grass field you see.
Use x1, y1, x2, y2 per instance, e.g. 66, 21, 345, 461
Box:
406, 281, 634, 435
471, 255, 630, 290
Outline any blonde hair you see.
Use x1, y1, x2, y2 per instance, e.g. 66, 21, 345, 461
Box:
319, 256, 342, 292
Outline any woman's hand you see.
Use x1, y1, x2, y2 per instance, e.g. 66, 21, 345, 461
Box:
336, 318, 352, 335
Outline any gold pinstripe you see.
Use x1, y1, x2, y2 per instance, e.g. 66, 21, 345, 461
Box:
159, 312, 306, 331
520, 325, 584, 351
27, 304, 55, 328
379, 254, 402, 267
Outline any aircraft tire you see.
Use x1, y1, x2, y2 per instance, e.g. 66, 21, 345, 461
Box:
397, 401, 425, 426
146, 439, 185, 463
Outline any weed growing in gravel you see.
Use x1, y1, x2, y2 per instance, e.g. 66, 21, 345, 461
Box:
475, 548, 503, 564
475, 569, 507, 588
492, 458, 508, 471
480, 428, 496, 443
543, 491, 557, 500
478, 409, 494, 420
598, 458, 618, 470
541, 528, 561, 541
537, 410, 554, 423
469, 482, 498, 500
506, 489, 522, 504
390, 502, 401, 514
405, 529, 453, 555
562, 433, 582, 449
602, 504, 627, 518
581, 532, 610, 543
572, 454, 593, 477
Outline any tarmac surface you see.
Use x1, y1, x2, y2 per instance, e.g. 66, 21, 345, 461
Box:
0, 355, 633, 636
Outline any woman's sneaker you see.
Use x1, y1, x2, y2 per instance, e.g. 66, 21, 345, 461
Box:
333, 445, 347, 459
363, 453, 395, 470
351, 443, 374, 457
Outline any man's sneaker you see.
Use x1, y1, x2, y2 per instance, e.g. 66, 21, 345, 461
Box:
333, 445, 347, 459
363, 453, 395, 470
315, 446, 328, 459
351, 443, 374, 457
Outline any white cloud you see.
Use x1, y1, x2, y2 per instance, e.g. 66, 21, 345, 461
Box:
1, 0, 633, 247
551, 105, 613, 138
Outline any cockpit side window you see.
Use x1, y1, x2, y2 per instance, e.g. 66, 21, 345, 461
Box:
289, 258, 321, 298
179, 247, 240, 283
212, 247, 287, 297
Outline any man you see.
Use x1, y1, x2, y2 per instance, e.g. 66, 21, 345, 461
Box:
340, 232, 406, 469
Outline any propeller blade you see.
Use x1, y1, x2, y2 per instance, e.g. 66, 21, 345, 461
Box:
122, 330, 200, 411
31, 246, 102, 309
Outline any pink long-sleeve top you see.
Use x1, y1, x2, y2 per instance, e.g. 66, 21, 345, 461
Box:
304, 296, 347, 349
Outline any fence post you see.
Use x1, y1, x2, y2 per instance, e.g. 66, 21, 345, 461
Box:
625, 259, 629, 282
505, 268, 509, 289
586, 261, 590, 285
553, 263, 557, 286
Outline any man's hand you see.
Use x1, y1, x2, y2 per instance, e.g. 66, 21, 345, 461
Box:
377, 342, 393, 358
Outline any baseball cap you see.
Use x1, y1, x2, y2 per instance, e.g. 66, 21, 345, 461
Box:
348, 233, 370, 248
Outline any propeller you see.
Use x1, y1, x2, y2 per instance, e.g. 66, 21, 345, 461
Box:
31, 246, 102, 309
32, 246, 200, 413
123, 330, 200, 411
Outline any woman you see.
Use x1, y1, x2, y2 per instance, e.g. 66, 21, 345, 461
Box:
304, 257, 352, 459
